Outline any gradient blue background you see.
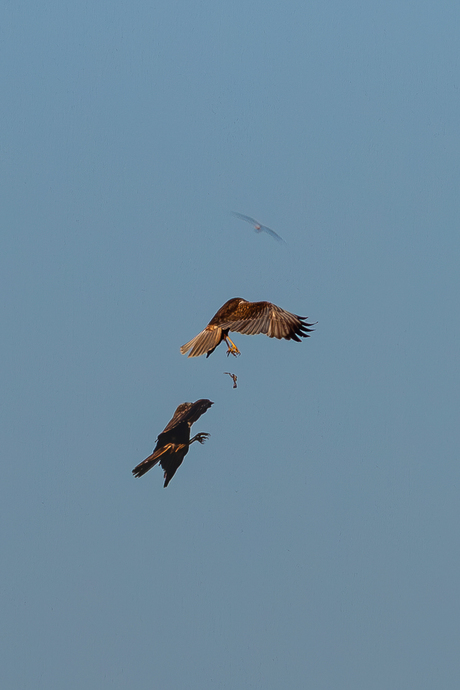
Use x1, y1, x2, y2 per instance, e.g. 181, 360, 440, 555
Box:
2, 1, 460, 688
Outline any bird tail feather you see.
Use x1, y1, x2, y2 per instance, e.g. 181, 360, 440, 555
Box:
132, 445, 172, 478
180, 328, 222, 357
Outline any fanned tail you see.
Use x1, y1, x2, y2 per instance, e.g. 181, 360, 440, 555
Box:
180, 327, 222, 358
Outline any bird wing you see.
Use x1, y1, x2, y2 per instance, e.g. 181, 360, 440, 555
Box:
260, 225, 286, 244
218, 301, 314, 341
161, 402, 195, 433
162, 399, 213, 433
231, 211, 258, 225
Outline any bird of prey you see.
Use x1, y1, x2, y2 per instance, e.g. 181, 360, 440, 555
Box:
132, 399, 213, 487
232, 212, 286, 244
180, 298, 315, 358
224, 372, 238, 388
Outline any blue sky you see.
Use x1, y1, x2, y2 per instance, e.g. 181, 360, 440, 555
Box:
2, 1, 460, 688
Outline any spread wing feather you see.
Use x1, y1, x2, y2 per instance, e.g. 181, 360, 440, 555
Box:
218, 302, 312, 341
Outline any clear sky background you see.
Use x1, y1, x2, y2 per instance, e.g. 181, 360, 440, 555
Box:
2, 1, 460, 688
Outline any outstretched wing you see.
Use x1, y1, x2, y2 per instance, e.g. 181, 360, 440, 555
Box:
232, 211, 258, 225
218, 301, 314, 341
232, 211, 286, 244
259, 225, 285, 244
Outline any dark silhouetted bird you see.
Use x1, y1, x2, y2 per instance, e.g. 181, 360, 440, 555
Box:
132, 399, 213, 487
180, 298, 315, 358
232, 212, 286, 243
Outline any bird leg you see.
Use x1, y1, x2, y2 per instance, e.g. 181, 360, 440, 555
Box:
223, 335, 241, 357
190, 432, 210, 445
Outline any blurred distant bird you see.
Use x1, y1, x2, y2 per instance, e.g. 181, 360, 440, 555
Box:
132, 399, 213, 487
232, 212, 286, 244
224, 372, 238, 388
180, 298, 314, 358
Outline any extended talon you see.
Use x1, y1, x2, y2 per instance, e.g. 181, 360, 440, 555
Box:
226, 347, 240, 357
224, 335, 241, 357
194, 432, 210, 444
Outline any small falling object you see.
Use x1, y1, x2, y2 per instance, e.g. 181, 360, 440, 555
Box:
224, 372, 238, 389
232, 212, 286, 244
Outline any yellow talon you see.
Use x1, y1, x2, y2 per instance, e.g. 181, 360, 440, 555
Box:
224, 335, 241, 357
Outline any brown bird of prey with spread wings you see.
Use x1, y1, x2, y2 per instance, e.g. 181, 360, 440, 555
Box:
180, 298, 314, 358
132, 399, 213, 487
